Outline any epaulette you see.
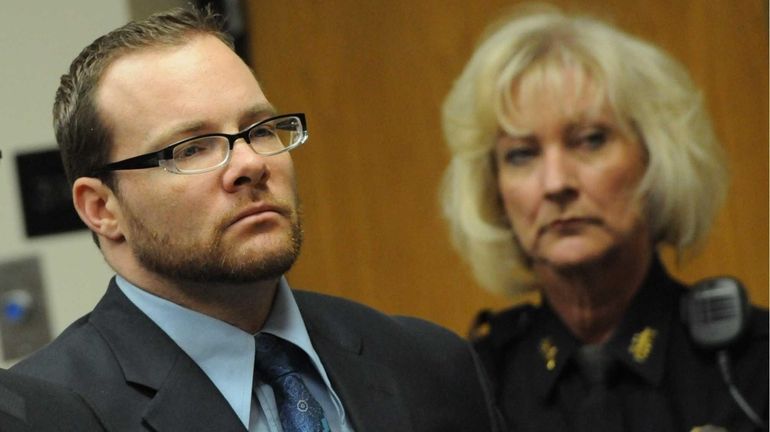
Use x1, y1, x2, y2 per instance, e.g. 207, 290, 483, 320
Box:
470, 304, 535, 345
469, 304, 536, 389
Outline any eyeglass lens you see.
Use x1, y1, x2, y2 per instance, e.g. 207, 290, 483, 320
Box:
171, 116, 302, 173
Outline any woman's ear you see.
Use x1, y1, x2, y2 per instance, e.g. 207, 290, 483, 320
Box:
72, 177, 124, 241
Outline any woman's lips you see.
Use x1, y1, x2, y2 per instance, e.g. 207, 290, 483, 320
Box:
541, 217, 600, 234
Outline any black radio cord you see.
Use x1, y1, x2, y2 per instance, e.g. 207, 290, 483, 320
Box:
717, 350, 768, 430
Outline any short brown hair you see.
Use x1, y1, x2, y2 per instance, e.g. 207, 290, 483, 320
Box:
54, 5, 233, 188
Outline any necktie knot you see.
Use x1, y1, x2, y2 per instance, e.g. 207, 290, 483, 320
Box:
254, 333, 307, 383
253, 333, 330, 432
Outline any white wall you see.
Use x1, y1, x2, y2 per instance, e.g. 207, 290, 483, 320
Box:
0, 2, 131, 366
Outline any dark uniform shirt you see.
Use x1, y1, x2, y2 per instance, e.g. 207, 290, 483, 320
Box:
473, 258, 769, 432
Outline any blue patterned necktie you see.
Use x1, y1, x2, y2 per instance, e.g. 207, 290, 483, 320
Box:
254, 333, 330, 432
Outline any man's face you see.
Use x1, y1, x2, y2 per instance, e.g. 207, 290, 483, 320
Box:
96, 35, 302, 284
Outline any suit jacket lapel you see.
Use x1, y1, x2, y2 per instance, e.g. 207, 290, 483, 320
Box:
143, 352, 245, 432
91, 281, 246, 431
295, 292, 413, 432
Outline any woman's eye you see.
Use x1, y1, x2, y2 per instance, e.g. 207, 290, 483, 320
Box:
501, 147, 538, 166
579, 129, 608, 150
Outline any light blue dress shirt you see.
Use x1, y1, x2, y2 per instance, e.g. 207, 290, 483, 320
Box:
116, 275, 353, 432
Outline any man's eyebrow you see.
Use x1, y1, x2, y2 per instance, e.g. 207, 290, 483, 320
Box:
149, 120, 208, 149
148, 103, 277, 149
243, 103, 277, 122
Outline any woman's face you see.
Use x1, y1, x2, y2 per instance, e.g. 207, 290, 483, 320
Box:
495, 70, 650, 270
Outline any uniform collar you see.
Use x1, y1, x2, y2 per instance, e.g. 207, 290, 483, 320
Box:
604, 257, 678, 385
527, 256, 680, 400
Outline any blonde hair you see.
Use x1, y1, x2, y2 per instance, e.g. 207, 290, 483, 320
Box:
441, 5, 728, 295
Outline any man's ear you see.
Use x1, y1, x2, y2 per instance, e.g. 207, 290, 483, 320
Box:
72, 177, 124, 241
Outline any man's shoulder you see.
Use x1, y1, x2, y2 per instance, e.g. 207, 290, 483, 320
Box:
293, 289, 465, 343
0, 369, 105, 431
11, 312, 115, 386
14, 312, 95, 359
293, 290, 501, 431
293, 289, 482, 372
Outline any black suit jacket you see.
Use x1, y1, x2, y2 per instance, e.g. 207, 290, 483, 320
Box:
13, 279, 500, 431
0, 369, 104, 431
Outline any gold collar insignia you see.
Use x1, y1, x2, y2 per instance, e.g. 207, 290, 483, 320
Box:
628, 326, 657, 363
690, 425, 727, 432
539, 338, 558, 370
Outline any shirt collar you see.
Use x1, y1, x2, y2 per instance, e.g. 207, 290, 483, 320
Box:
258, 279, 348, 426
525, 300, 580, 400
603, 257, 677, 385
115, 275, 346, 428
525, 256, 679, 400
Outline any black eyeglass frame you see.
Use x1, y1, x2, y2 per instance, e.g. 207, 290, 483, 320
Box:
94, 113, 307, 175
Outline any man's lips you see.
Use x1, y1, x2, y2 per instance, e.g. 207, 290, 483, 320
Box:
228, 204, 288, 227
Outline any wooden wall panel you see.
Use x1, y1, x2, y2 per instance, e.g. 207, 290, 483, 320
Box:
246, 0, 768, 335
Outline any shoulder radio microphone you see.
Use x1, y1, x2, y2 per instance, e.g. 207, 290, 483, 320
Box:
681, 277, 767, 430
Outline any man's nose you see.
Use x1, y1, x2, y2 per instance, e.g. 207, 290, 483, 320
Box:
222, 138, 270, 190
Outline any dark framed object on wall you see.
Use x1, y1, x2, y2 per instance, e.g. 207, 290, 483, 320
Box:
16, 148, 86, 237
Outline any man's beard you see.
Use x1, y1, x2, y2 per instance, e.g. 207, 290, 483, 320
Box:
123, 200, 303, 285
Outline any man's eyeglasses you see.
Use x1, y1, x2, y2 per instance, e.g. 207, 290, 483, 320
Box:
95, 113, 307, 175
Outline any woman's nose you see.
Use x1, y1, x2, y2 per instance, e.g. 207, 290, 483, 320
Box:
541, 148, 578, 205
